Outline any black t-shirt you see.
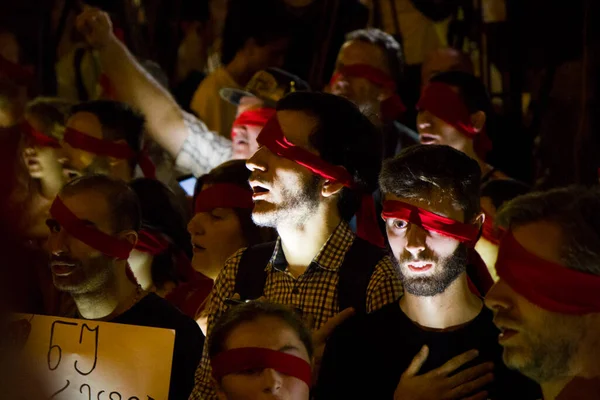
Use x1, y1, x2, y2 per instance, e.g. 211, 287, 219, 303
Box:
112, 293, 204, 400
316, 301, 540, 400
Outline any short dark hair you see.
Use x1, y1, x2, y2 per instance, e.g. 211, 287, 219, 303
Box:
70, 100, 145, 169
221, 0, 292, 65
345, 28, 404, 86
60, 174, 142, 233
130, 178, 192, 288
194, 160, 275, 246
379, 144, 481, 221
277, 92, 383, 221
429, 71, 491, 115
25, 97, 74, 140
496, 186, 600, 275
208, 301, 314, 366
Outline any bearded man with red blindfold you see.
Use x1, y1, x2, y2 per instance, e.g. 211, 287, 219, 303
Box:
329, 28, 418, 158
317, 145, 539, 400
45, 175, 203, 399
486, 186, 600, 400
190, 92, 402, 399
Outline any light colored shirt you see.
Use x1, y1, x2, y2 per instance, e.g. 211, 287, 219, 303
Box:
189, 66, 240, 138
174, 111, 232, 177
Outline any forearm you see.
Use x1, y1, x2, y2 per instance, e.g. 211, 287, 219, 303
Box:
96, 38, 188, 158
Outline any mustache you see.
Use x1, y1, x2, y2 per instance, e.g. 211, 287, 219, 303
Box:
50, 254, 77, 264
493, 312, 522, 329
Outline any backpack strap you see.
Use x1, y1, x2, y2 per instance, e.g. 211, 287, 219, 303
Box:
338, 237, 387, 314
234, 242, 277, 301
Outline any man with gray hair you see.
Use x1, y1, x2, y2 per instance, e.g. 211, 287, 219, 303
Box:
486, 186, 600, 400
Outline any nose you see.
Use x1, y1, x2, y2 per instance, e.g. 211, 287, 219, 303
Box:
484, 279, 514, 312
405, 225, 427, 258
246, 147, 268, 172
47, 228, 69, 256
416, 111, 432, 132
261, 368, 282, 394
187, 213, 207, 236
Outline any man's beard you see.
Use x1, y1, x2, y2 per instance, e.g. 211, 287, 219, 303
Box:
393, 244, 468, 297
52, 254, 115, 295
252, 175, 321, 228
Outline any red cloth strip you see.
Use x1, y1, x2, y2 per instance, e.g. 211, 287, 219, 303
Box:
495, 231, 600, 314
481, 211, 505, 245
211, 347, 312, 387
0, 54, 34, 84
257, 116, 355, 188
21, 122, 61, 148
330, 64, 406, 122
232, 108, 276, 128
63, 127, 156, 178
195, 184, 254, 213
330, 64, 396, 89
49, 196, 133, 259
417, 82, 479, 138
257, 115, 384, 247
382, 200, 480, 245
134, 228, 170, 255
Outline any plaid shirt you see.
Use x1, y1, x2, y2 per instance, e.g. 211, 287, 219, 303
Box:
189, 222, 402, 399
175, 111, 232, 177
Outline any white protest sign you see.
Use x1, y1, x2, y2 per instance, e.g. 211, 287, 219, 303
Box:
14, 313, 175, 400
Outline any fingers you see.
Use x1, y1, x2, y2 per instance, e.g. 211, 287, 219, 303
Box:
402, 345, 429, 377
450, 372, 494, 399
312, 307, 355, 345
435, 349, 479, 377
448, 362, 493, 388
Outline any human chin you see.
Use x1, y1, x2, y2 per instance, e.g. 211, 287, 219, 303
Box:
251, 202, 279, 228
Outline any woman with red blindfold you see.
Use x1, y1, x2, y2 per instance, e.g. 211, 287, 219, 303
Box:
168, 160, 275, 329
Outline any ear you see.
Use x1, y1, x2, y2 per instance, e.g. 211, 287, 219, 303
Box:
118, 230, 138, 247
321, 179, 344, 198
473, 212, 485, 230
376, 85, 395, 102
470, 111, 486, 132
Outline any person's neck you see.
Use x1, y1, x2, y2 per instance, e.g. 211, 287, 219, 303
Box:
277, 206, 341, 278
542, 340, 600, 400
462, 145, 490, 176
72, 263, 140, 320
225, 55, 255, 87
400, 273, 483, 329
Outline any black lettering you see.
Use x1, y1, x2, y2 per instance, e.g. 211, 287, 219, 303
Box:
48, 321, 78, 370
97, 390, 105, 400
75, 324, 99, 375
109, 392, 122, 400
128, 397, 139, 400
50, 380, 70, 399
80, 383, 91, 400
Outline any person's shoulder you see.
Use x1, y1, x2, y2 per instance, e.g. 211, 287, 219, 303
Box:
133, 293, 201, 335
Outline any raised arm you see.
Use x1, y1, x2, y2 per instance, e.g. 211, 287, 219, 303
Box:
75, 8, 188, 158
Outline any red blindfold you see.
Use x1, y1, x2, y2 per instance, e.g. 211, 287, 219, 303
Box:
49, 196, 134, 260
134, 228, 170, 255
381, 200, 480, 245
231, 107, 277, 140
22, 122, 61, 148
495, 232, 600, 314
194, 184, 254, 213
257, 115, 384, 247
330, 64, 406, 122
63, 127, 156, 179
417, 82, 492, 157
211, 347, 311, 387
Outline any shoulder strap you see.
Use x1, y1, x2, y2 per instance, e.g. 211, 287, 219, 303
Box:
338, 237, 386, 314
235, 242, 277, 301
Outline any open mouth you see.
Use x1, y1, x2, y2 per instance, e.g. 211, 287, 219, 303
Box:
192, 243, 206, 252
249, 181, 270, 199
407, 262, 433, 273
419, 133, 440, 144
498, 327, 518, 342
50, 261, 78, 276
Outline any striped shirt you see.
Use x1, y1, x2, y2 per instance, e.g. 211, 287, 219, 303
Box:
189, 222, 402, 399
